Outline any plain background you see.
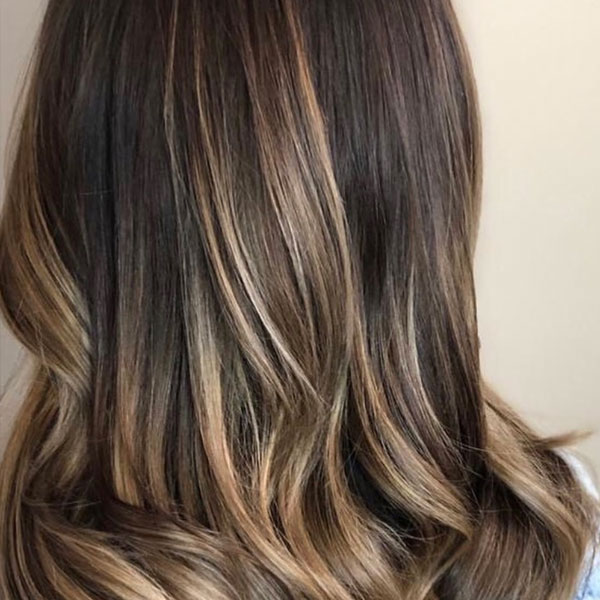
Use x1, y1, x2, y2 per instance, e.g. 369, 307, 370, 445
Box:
1, 1, 599, 474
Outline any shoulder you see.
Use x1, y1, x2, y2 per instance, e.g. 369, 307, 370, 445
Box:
560, 451, 600, 600
575, 560, 600, 600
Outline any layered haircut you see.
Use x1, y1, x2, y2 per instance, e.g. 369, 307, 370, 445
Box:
0, 0, 597, 598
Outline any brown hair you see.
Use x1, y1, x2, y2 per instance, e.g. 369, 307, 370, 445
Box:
0, 1, 597, 598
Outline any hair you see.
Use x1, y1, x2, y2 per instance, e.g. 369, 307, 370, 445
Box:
0, 0, 597, 598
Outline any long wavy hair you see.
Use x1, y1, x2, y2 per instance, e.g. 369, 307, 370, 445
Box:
0, 1, 597, 598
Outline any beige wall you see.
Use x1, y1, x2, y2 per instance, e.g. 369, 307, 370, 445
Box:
456, 0, 600, 473
1, 1, 599, 472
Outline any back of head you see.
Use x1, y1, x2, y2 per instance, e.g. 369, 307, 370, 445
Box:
0, 1, 597, 599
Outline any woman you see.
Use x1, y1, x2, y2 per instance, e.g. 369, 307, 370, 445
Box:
0, 0, 598, 598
